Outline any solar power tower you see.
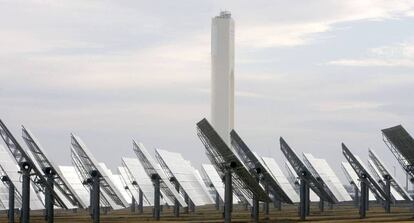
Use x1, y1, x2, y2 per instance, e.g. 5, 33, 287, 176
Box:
368, 149, 412, 201
155, 149, 213, 216
0, 119, 68, 223
71, 134, 128, 222
121, 157, 155, 213
196, 118, 270, 223
21, 126, 87, 211
280, 137, 335, 220
132, 140, 187, 220
230, 130, 293, 218
341, 143, 389, 218
303, 153, 352, 205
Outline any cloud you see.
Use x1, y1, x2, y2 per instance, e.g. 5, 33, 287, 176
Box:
2, 0, 414, 93
328, 58, 414, 67
238, 23, 330, 48
0, 33, 210, 91
328, 41, 414, 67
317, 101, 383, 112
230, 0, 414, 47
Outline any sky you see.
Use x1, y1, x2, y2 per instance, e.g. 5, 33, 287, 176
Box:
1, 0, 414, 186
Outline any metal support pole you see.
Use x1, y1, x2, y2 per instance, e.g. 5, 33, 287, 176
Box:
8, 182, 15, 223
44, 167, 55, 223
410, 178, 414, 219
190, 200, 195, 213
85, 179, 93, 217
20, 162, 31, 223
152, 174, 160, 221
224, 168, 232, 223
252, 195, 259, 223
277, 199, 282, 211
215, 191, 220, 210
2, 176, 14, 223
406, 173, 409, 191
353, 183, 359, 208
305, 182, 310, 216
173, 179, 180, 217
91, 170, 101, 223
184, 193, 189, 214
264, 183, 269, 215
299, 178, 307, 220
138, 189, 143, 214
273, 196, 281, 210
131, 196, 136, 212
384, 175, 391, 213
365, 183, 369, 211
319, 198, 324, 212
359, 177, 367, 219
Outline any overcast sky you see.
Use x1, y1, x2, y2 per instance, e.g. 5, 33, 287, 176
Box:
1, 0, 414, 185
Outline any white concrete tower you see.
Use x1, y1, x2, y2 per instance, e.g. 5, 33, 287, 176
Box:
211, 11, 234, 146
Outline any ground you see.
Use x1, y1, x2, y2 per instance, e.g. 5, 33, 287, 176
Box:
1, 203, 413, 222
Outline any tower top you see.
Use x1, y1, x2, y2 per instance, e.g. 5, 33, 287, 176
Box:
216, 11, 231, 18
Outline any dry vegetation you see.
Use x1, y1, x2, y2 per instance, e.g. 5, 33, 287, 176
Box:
1, 202, 413, 222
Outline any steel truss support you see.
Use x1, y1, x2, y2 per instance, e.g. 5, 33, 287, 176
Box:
91, 170, 101, 223
21, 162, 31, 223
224, 168, 232, 223
44, 167, 55, 223
138, 189, 143, 214
359, 176, 368, 219
152, 174, 161, 221
1, 176, 14, 223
